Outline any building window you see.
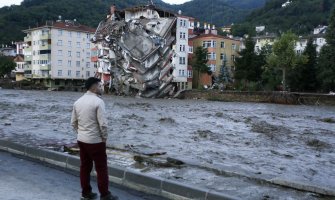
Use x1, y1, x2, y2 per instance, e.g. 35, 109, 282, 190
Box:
209, 64, 216, 72
76, 61, 80, 67
68, 51, 72, 57
77, 32, 81, 38
180, 32, 186, 39
221, 41, 225, 48
212, 40, 217, 48
86, 62, 90, 68
86, 43, 90, 48
220, 53, 226, 60
68, 41, 72, 47
86, 71, 90, 77
58, 60, 62, 66
202, 41, 212, 48
179, 45, 186, 52
76, 52, 80, 58
231, 55, 236, 62
232, 43, 236, 50
86, 52, 90, 58
68, 70, 71, 77
57, 40, 62, 46
58, 30, 63, 36
76, 71, 80, 77
68, 60, 72, 67
208, 52, 216, 60
188, 70, 193, 78
68, 31, 72, 37
179, 57, 186, 65
58, 50, 62, 56
57, 70, 62, 76
189, 46, 193, 53
77, 42, 81, 48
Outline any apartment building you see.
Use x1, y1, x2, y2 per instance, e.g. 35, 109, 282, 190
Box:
173, 13, 195, 90
191, 25, 241, 84
92, 4, 194, 93
23, 19, 96, 89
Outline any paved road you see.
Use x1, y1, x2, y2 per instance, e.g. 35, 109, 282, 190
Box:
0, 151, 166, 200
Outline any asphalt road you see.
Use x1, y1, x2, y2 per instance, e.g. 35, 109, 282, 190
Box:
0, 151, 166, 200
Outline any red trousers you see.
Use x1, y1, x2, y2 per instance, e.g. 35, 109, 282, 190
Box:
78, 141, 110, 197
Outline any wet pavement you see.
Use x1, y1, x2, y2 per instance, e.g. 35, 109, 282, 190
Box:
0, 151, 166, 200
0, 89, 334, 199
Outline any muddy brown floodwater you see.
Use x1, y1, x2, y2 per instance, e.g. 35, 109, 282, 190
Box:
0, 89, 334, 199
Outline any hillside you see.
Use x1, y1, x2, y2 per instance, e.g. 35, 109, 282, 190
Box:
0, 0, 266, 44
240, 0, 335, 35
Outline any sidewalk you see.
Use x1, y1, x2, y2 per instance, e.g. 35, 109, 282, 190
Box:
0, 151, 166, 200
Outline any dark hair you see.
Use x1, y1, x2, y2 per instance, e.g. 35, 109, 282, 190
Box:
85, 77, 101, 90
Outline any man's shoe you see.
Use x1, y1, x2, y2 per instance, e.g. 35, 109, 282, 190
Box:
100, 193, 119, 200
81, 192, 98, 200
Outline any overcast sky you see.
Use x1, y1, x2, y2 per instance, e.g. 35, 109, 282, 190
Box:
0, 0, 192, 8
162, 0, 191, 4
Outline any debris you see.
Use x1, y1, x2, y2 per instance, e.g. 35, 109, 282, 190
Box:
320, 118, 335, 123
158, 117, 175, 124
306, 139, 331, 150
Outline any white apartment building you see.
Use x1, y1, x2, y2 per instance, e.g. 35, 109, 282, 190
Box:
172, 13, 194, 90
23, 19, 96, 89
295, 26, 328, 54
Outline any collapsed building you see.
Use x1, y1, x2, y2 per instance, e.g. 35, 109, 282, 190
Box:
91, 4, 180, 98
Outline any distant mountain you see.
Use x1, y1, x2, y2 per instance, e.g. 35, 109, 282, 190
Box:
239, 0, 335, 35
0, 0, 267, 44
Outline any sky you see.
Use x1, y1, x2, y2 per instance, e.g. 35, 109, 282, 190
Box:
162, 0, 192, 4
0, 0, 23, 7
0, 0, 192, 8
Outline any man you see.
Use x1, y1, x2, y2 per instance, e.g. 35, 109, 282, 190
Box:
71, 77, 118, 200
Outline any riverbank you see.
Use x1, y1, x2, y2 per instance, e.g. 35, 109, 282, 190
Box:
178, 90, 335, 106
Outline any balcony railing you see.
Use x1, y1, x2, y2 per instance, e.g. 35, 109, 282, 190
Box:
40, 34, 51, 40
39, 65, 51, 70
24, 36, 32, 42
24, 55, 32, 62
38, 44, 51, 51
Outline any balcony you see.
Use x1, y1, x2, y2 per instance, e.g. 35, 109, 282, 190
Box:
24, 55, 32, 62
24, 65, 32, 70
40, 34, 51, 40
24, 36, 32, 42
38, 44, 51, 51
39, 65, 51, 71
24, 74, 32, 78
32, 74, 50, 79
37, 54, 51, 60
24, 46, 32, 52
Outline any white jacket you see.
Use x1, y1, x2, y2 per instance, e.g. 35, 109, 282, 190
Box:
71, 91, 108, 144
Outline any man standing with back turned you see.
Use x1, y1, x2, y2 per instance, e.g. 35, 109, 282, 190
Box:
71, 77, 118, 200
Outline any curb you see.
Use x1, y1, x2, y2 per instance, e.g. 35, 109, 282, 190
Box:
0, 140, 237, 200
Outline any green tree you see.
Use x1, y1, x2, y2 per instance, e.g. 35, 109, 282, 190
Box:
0, 56, 15, 78
234, 37, 265, 90
288, 39, 318, 92
317, 8, 335, 92
191, 46, 210, 89
265, 32, 306, 91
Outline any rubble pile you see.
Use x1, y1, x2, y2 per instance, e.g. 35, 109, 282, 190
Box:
92, 6, 177, 98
